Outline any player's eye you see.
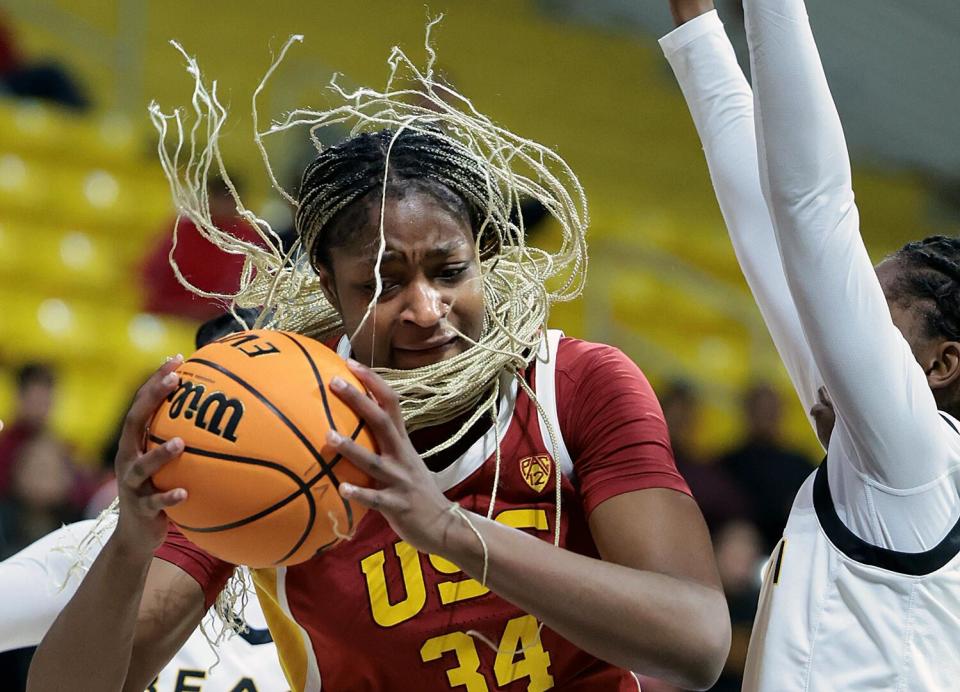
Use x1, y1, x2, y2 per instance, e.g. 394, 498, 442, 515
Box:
360, 278, 399, 297
437, 264, 468, 283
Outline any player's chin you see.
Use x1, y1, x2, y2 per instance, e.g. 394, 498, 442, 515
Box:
389, 337, 467, 370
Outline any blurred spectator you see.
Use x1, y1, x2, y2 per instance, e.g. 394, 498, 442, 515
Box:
710, 518, 764, 692
719, 383, 815, 550
1, 435, 80, 557
140, 176, 268, 321
0, 11, 88, 110
660, 379, 752, 531
0, 363, 55, 499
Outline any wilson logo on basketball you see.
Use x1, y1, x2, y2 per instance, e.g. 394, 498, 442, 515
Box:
519, 455, 552, 493
166, 380, 245, 442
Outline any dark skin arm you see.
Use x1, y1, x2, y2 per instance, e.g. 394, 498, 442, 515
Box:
28, 358, 206, 692
328, 361, 730, 690
669, 0, 716, 25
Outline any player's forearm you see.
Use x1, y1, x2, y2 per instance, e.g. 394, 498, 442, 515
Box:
27, 535, 152, 692
445, 512, 728, 690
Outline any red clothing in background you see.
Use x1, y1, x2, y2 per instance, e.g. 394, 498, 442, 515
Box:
140, 215, 264, 321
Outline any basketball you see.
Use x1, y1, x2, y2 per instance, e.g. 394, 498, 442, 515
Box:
147, 329, 376, 568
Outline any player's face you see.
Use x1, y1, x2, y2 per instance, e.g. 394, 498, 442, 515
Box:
318, 192, 484, 369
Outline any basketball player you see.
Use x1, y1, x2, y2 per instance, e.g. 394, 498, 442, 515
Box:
27, 79, 730, 692
663, 1, 960, 689
0, 520, 285, 691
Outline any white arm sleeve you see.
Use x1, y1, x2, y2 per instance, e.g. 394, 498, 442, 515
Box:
659, 11, 824, 429
744, 0, 957, 488
743, 0, 960, 549
0, 521, 287, 688
0, 520, 107, 652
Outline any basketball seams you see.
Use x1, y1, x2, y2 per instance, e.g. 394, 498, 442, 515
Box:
176, 352, 369, 563
149, 433, 316, 539
187, 357, 340, 488
152, 420, 366, 548
277, 331, 339, 433
149, 434, 310, 490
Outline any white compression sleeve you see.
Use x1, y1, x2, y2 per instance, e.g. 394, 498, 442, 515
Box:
660, 11, 824, 432
743, 0, 960, 549
0, 520, 107, 651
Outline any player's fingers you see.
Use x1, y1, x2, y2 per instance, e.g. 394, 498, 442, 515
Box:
118, 356, 183, 461
141, 488, 188, 514
123, 438, 184, 490
345, 359, 405, 431
329, 376, 402, 450
339, 483, 401, 514
817, 386, 833, 408
326, 430, 396, 483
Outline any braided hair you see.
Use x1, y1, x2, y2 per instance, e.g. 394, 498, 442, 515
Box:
296, 128, 501, 272
891, 235, 960, 342
890, 235, 960, 416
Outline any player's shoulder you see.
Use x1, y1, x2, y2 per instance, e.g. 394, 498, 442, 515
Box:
555, 335, 647, 382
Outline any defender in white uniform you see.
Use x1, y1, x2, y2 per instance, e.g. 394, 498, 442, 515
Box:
662, 2, 960, 689
1, 520, 287, 692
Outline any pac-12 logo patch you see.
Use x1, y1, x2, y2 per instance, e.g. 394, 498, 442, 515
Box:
520, 455, 552, 493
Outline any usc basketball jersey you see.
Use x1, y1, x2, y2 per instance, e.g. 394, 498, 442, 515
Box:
158, 331, 689, 691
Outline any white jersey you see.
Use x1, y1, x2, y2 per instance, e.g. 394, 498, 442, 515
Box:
662, 6, 960, 691
0, 520, 288, 692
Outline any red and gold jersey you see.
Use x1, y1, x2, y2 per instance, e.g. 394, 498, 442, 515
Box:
158, 333, 689, 691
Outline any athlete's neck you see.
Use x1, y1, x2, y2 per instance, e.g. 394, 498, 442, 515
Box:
409, 408, 489, 473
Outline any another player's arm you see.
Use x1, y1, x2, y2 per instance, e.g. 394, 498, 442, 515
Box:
743, 0, 949, 485
660, 4, 824, 426
0, 522, 96, 652
330, 360, 730, 691
27, 358, 203, 692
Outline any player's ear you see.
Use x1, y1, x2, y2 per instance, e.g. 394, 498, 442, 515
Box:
316, 265, 341, 313
927, 340, 960, 391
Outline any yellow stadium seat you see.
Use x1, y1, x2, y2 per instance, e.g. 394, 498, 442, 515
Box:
0, 101, 142, 170
0, 369, 14, 425
0, 154, 51, 216
0, 101, 60, 157
1, 292, 123, 364
21, 228, 127, 299
51, 364, 136, 462
122, 312, 198, 372
55, 165, 173, 232
0, 218, 29, 279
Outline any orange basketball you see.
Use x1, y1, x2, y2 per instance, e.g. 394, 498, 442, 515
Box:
147, 329, 376, 568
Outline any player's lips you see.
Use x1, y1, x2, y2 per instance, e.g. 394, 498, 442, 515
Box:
393, 335, 459, 353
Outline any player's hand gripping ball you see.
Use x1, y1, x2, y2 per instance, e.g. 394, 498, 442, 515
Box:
147, 330, 376, 567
